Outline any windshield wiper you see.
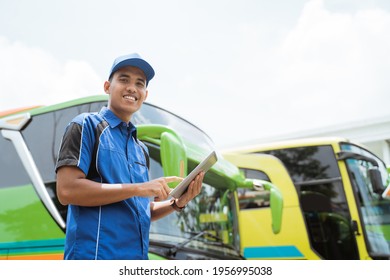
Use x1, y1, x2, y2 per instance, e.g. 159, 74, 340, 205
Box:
166, 230, 243, 258
167, 231, 211, 257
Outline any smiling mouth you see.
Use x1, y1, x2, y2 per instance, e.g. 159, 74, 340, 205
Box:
124, 95, 137, 102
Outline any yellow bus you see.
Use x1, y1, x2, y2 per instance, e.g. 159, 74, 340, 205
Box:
223, 137, 390, 260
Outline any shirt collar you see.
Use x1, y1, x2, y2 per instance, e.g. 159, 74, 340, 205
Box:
99, 107, 135, 130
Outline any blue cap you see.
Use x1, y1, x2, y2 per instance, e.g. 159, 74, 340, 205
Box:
108, 53, 155, 86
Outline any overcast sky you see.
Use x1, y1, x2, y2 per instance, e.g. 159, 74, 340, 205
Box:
1, 0, 390, 149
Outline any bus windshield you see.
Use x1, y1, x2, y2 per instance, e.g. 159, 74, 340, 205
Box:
148, 152, 240, 259
341, 143, 390, 258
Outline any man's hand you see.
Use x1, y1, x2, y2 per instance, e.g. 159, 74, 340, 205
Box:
175, 171, 205, 208
143, 176, 183, 201
149, 172, 205, 221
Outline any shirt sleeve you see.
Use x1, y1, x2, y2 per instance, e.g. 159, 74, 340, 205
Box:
55, 117, 94, 176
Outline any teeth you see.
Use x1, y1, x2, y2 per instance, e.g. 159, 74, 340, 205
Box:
124, 95, 136, 101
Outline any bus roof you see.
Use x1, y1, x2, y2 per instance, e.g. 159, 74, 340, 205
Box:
0, 105, 42, 118
222, 136, 354, 154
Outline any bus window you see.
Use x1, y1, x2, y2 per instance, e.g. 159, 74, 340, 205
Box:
0, 134, 30, 189
262, 145, 359, 259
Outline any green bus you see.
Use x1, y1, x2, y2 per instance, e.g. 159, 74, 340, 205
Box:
0, 95, 252, 260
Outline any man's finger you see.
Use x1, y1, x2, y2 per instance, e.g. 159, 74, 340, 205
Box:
164, 176, 184, 183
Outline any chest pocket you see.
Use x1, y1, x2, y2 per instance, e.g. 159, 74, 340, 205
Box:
131, 141, 150, 183
136, 142, 150, 169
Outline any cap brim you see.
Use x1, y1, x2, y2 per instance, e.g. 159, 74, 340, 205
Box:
109, 58, 155, 84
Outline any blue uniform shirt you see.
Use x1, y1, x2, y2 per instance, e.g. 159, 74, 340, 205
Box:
56, 107, 151, 260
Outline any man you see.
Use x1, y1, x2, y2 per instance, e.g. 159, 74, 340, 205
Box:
55, 53, 204, 260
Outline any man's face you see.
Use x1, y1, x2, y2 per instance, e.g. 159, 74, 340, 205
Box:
104, 66, 148, 122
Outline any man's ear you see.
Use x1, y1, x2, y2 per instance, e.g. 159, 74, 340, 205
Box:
104, 81, 110, 94
144, 90, 148, 100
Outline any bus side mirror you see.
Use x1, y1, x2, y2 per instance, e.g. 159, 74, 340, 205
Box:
369, 168, 384, 194
136, 124, 188, 188
268, 184, 283, 234
252, 179, 283, 234
160, 131, 187, 187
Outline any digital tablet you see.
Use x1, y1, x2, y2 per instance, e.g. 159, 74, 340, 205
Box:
169, 151, 218, 199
